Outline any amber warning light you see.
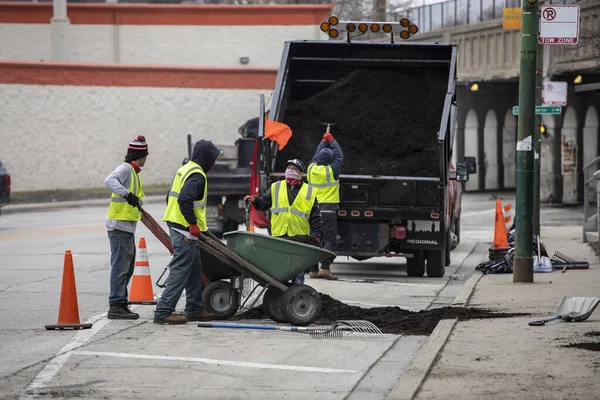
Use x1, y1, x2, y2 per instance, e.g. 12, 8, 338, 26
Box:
320, 16, 419, 42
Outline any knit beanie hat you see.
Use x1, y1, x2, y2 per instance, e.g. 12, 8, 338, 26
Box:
127, 135, 149, 158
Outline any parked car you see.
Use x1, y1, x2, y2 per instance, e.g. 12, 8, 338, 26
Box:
0, 159, 11, 216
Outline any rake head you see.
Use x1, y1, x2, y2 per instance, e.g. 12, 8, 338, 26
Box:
309, 320, 385, 339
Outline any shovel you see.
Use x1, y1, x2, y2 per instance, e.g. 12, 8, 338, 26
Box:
528, 296, 600, 326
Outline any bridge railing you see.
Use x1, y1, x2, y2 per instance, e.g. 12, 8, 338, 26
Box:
583, 155, 600, 243
391, 0, 577, 34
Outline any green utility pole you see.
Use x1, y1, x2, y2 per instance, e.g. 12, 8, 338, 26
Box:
514, 0, 538, 283
533, 42, 543, 238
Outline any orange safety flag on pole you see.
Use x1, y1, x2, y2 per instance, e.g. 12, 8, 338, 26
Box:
264, 119, 292, 150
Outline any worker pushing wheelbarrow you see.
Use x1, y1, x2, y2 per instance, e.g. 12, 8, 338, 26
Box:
140, 204, 334, 326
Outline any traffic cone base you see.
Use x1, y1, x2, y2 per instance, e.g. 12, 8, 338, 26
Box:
45, 250, 93, 331
128, 238, 158, 305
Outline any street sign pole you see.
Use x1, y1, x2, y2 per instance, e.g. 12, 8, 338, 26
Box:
533, 41, 543, 238
514, 0, 537, 283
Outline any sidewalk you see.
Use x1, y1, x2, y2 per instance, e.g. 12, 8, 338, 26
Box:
2, 195, 166, 215
391, 225, 600, 400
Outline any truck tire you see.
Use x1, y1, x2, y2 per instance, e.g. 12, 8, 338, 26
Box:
406, 250, 425, 277
263, 287, 287, 323
445, 230, 452, 267
426, 248, 446, 278
280, 284, 322, 326
202, 281, 239, 320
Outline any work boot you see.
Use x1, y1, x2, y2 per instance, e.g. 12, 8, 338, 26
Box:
153, 313, 188, 325
318, 269, 339, 281
185, 311, 215, 322
309, 271, 319, 279
108, 303, 140, 320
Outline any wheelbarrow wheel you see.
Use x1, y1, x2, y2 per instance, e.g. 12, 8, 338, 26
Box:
280, 284, 322, 327
202, 281, 239, 320
263, 287, 287, 323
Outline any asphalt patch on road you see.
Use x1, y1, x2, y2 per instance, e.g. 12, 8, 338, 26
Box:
276, 68, 447, 177
586, 331, 600, 337
235, 293, 525, 336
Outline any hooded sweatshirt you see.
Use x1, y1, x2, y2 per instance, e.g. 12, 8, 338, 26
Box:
309, 138, 344, 211
166, 140, 220, 230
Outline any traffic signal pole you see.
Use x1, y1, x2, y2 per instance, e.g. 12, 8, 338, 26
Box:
513, 0, 538, 283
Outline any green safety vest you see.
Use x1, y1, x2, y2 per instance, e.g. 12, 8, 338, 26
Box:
307, 163, 340, 204
107, 163, 144, 221
270, 181, 316, 237
163, 161, 208, 232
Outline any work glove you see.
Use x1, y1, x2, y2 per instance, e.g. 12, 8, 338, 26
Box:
188, 223, 201, 238
322, 133, 334, 142
314, 236, 321, 244
244, 195, 255, 204
124, 192, 140, 207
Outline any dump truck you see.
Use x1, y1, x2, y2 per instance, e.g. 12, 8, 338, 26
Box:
254, 37, 476, 278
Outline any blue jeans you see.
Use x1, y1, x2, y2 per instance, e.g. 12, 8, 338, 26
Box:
154, 228, 204, 319
108, 230, 136, 305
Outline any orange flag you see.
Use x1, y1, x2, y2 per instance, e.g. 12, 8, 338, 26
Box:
265, 119, 292, 150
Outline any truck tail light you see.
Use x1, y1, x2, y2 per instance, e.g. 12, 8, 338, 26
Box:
364, 211, 373, 217
6, 175, 10, 193
351, 210, 360, 217
338, 210, 347, 216
430, 212, 439, 219
393, 226, 407, 240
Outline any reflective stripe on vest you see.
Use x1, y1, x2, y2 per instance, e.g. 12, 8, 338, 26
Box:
307, 163, 340, 204
270, 181, 316, 237
107, 163, 144, 221
163, 162, 208, 231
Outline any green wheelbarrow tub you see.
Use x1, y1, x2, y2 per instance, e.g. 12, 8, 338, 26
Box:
223, 231, 336, 283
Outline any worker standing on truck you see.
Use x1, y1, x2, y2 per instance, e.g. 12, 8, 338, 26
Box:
307, 131, 343, 280
154, 139, 220, 325
104, 135, 149, 320
244, 159, 323, 284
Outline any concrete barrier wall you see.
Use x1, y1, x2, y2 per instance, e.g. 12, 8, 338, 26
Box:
0, 62, 277, 192
0, 4, 330, 66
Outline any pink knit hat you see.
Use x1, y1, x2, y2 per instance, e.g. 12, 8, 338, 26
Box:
127, 135, 149, 156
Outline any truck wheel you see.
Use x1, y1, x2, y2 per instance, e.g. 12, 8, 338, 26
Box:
454, 219, 461, 245
223, 219, 239, 234
202, 281, 239, 320
406, 250, 425, 277
445, 230, 452, 267
280, 284, 322, 326
426, 248, 446, 278
263, 287, 287, 323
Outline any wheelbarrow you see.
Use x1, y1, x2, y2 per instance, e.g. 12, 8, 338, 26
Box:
198, 231, 335, 326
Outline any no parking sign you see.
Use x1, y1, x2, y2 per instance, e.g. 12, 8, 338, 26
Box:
538, 5, 580, 44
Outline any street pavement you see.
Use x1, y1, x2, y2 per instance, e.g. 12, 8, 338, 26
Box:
0, 193, 595, 399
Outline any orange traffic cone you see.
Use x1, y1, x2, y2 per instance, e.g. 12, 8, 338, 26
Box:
503, 202, 513, 230
45, 251, 93, 330
493, 199, 509, 249
128, 237, 157, 305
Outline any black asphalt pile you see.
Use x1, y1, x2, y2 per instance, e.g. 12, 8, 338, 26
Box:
234, 293, 525, 336
276, 68, 448, 177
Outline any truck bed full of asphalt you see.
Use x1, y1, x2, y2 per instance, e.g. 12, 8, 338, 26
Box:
276, 68, 449, 177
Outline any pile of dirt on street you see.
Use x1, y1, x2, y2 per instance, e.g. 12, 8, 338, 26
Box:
562, 342, 600, 352
233, 293, 525, 336
276, 68, 449, 177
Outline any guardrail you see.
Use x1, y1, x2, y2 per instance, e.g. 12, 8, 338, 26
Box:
390, 0, 577, 34
583, 155, 600, 243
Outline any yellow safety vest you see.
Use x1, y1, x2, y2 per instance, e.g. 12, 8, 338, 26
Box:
307, 163, 340, 204
270, 181, 316, 237
107, 163, 144, 221
163, 161, 208, 232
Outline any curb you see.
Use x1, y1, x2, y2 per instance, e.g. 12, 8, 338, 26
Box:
387, 273, 483, 400
2, 196, 165, 216
387, 319, 458, 400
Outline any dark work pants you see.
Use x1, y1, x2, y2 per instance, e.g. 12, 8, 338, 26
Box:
310, 211, 338, 272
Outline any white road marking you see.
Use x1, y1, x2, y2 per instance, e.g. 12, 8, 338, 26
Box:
26, 313, 110, 394
70, 350, 357, 373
